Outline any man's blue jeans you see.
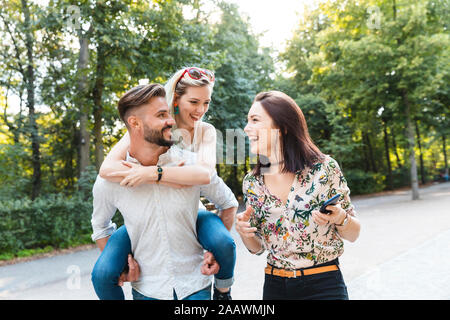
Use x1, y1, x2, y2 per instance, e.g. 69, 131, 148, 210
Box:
91, 210, 236, 300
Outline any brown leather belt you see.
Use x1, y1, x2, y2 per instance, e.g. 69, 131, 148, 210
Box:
265, 263, 339, 278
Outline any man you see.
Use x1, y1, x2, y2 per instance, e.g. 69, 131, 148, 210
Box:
91, 83, 238, 300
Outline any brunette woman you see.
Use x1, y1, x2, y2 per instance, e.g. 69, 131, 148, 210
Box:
236, 91, 360, 300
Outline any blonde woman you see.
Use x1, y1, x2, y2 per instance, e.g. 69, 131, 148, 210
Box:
91, 68, 236, 300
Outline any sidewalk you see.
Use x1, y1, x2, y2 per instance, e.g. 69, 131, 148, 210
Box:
1, 182, 449, 300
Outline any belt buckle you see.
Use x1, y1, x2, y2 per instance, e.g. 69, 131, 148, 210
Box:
293, 270, 297, 278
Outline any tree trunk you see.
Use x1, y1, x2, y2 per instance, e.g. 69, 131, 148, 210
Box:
383, 121, 393, 189
391, 127, 403, 168
216, 164, 221, 176
76, 33, 91, 176
22, 0, 41, 200
443, 135, 448, 179
365, 132, 377, 173
362, 133, 370, 172
415, 120, 426, 185
92, 44, 106, 171
233, 164, 239, 195
403, 91, 420, 200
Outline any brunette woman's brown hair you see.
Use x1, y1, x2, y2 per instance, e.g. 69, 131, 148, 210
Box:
253, 91, 324, 176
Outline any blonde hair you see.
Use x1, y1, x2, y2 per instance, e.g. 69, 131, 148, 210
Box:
164, 67, 215, 118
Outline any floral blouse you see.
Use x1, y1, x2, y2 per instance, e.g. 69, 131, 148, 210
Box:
242, 155, 356, 270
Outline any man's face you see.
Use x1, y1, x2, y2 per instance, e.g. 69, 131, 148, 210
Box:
130, 96, 176, 147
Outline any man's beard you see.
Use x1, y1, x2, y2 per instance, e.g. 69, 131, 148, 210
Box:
143, 124, 174, 147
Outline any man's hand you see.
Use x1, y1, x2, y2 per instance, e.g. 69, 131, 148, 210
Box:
201, 251, 220, 275
118, 254, 141, 286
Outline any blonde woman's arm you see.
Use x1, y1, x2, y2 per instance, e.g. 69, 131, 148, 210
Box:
99, 132, 131, 182
100, 131, 211, 186
196, 122, 217, 175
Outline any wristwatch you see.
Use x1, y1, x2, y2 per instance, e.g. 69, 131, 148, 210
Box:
156, 165, 163, 182
335, 212, 349, 227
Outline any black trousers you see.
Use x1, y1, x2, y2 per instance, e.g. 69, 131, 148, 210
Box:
263, 259, 349, 300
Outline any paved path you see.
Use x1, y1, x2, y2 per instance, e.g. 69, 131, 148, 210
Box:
1, 182, 449, 300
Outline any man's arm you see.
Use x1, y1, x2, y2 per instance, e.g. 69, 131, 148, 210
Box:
95, 236, 110, 252
199, 172, 239, 225
218, 206, 237, 231
91, 177, 118, 247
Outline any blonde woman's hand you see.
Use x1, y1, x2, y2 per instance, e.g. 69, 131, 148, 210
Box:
107, 161, 157, 187
312, 203, 347, 226
107, 160, 187, 188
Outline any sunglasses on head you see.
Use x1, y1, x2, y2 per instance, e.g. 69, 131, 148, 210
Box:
177, 67, 215, 84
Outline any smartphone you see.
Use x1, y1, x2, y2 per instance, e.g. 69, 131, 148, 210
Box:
319, 194, 342, 214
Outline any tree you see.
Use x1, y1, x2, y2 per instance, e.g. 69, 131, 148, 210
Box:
0, 0, 42, 199
283, 0, 449, 198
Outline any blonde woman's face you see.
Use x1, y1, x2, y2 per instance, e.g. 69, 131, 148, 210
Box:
175, 86, 212, 129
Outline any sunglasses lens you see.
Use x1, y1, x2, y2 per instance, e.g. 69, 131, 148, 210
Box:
188, 68, 203, 80
203, 70, 215, 81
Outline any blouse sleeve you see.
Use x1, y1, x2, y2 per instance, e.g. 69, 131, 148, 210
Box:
327, 157, 357, 217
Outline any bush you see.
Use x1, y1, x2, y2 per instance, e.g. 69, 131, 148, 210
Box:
0, 167, 123, 257
391, 166, 411, 189
345, 169, 386, 195
0, 193, 93, 254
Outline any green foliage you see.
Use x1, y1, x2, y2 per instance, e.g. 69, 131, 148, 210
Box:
0, 166, 123, 257
280, 0, 449, 193
345, 169, 386, 195
0, 193, 93, 254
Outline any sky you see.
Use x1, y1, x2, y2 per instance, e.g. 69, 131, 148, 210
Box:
227, 0, 317, 51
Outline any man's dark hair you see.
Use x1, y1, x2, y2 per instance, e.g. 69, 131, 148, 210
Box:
118, 83, 166, 127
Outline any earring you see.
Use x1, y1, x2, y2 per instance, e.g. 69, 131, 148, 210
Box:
174, 103, 179, 115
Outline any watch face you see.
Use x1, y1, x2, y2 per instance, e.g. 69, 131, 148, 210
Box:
157, 167, 163, 173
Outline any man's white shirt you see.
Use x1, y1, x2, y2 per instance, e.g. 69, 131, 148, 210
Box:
91, 145, 238, 300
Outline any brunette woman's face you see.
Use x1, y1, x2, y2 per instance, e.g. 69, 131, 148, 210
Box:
244, 102, 280, 158
175, 86, 212, 129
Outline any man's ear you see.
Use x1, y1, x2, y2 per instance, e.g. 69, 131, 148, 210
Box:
127, 115, 140, 130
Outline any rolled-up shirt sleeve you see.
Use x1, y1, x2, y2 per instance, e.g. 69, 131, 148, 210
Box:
200, 171, 238, 211
91, 176, 118, 241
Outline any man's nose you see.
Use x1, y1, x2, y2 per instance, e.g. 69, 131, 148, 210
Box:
166, 116, 176, 126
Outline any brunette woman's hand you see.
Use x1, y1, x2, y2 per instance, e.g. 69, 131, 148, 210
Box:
235, 206, 256, 239
312, 204, 347, 226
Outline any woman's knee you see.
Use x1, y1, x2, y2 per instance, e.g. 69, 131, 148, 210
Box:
91, 260, 120, 286
91, 225, 131, 285
208, 231, 236, 260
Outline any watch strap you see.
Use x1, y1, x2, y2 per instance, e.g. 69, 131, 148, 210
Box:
335, 212, 349, 227
156, 165, 163, 182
